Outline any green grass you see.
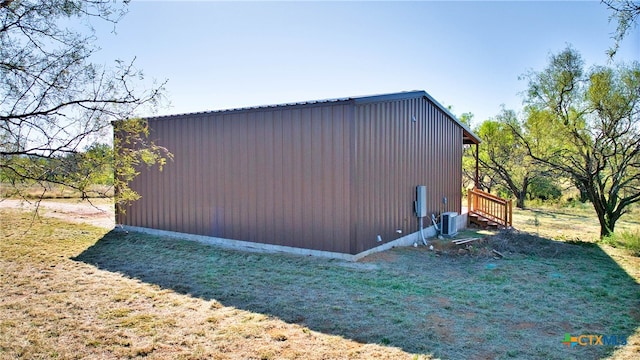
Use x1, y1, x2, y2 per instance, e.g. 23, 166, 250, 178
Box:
512, 202, 639, 242
78, 229, 640, 359
511, 201, 640, 255
1, 207, 639, 359
602, 231, 640, 256
0, 210, 425, 359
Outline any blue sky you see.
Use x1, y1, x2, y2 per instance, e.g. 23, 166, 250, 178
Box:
90, 0, 639, 128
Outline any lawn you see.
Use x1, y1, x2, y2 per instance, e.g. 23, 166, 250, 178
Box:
511, 201, 640, 242
1, 206, 639, 359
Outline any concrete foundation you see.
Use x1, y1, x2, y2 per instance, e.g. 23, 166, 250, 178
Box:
120, 212, 468, 262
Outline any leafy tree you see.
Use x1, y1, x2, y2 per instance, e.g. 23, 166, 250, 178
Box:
527, 176, 562, 201
462, 149, 501, 193
475, 108, 546, 209
602, 0, 640, 58
461, 112, 507, 193
462, 146, 482, 190
458, 112, 474, 127
110, 118, 171, 213
460, 112, 482, 189
82, 143, 114, 186
0, 0, 170, 208
518, 46, 640, 237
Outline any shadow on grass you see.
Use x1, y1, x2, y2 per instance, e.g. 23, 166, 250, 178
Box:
527, 207, 595, 220
74, 229, 640, 359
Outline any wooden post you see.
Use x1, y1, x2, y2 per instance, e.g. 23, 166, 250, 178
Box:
467, 189, 472, 227
472, 188, 478, 211
504, 201, 508, 227
475, 143, 479, 188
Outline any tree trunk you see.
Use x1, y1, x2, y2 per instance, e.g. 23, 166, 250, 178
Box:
600, 224, 614, 238
515, 177, 529, 209
574, 180, 589, 203
591, 197, 618, 239
516, 193, 526, 209
598, 212, 615, 238
579, 189, 589, 203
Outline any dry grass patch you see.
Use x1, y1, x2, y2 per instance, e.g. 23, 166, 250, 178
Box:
0, 197, 115, 229
511, 202, 640, 241
0, 209, 427, 359
73, 220, 638, 359
2, 204, 640, 359
0, 182, 114, 199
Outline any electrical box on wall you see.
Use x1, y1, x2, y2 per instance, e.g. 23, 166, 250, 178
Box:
415, 185, 427, 218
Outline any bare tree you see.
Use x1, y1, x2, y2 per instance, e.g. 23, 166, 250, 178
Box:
1, 0, 169, 205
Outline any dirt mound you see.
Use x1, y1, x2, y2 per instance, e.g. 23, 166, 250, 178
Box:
429, 237, 497, 258
488, 229, 597, 258
430, 229, 595, 259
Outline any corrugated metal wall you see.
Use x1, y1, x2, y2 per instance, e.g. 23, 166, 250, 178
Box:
118, 94, 463, 255
350, 96, 462, 253
121, 103, 353, 254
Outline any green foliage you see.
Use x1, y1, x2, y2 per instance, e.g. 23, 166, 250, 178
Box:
470, 107, 551, 208
1, 0, 166, 204
601, 230, 640, 255
51, 144, 115, 190
527, 176, 562, 201
2, 120, 172, 205
113, 118, 172, 213
520, 46, 640, 238
1, 143, 115, 198
83, 144, 115, 186
602, 0, 640, 58
458, 112, 474, 127
462, 144, 480, 190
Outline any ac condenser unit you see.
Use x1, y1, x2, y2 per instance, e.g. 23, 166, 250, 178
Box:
441, 212, 458, 237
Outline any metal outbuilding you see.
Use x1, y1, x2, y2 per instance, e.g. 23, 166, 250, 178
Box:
116, 90, 480, 260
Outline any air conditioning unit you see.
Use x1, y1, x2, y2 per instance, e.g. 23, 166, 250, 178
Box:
441, 212, 458, 237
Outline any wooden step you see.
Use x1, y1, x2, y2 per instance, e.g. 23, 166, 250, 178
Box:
469, 214, 488, 227
469, 212, 501, 229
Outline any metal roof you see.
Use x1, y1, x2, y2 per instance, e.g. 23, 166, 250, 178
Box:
148, 90, 480, 144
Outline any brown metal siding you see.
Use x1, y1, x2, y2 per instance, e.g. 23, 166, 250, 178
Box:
351, 96, 462, 253
119, 92, 465, 255
121, 104, 353, 254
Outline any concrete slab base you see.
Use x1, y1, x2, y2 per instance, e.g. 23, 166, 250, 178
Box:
120, 214, 468, 262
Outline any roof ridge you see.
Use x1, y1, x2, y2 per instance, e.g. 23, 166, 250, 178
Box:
147, 90, 426, 120
141, 90, 480, 143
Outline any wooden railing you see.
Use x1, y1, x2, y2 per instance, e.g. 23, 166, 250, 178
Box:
467, 188, 513, 228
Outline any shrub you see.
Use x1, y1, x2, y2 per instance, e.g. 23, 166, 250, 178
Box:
601, 230, 640, 256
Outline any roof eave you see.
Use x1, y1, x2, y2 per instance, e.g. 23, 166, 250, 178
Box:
420, 91, 481, 145
134, 90, 482, 144
352, 90, 481, 144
